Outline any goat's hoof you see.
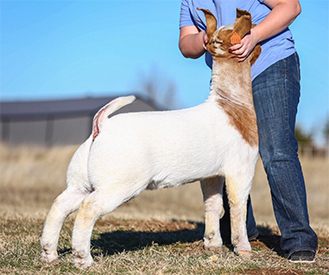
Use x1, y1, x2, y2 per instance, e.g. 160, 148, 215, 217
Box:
74, 250, 93, 269
204, 235, 222, 251
237, 250, 252, 258
41, 250, 58, 263
205, 246, 222, 252
74, 257, 93, 269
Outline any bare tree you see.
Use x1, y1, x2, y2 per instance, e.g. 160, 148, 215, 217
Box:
324, 117, 329, 145
295, 124, 313, 156
136, 65, 178, 110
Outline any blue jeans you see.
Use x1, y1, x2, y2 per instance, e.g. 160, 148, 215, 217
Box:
221, 53, 318, 257
252, 52, 317, 256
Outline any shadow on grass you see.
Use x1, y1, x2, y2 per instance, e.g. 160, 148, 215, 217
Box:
57, 221, 284, 258
256, 226, 284, 256
89, 221, 205, 257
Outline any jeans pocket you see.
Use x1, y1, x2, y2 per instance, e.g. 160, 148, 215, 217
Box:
293, 52, 301, 83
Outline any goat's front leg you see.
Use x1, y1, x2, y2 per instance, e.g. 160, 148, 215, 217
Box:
200, 177, 224, 250
225, 175, 252, 257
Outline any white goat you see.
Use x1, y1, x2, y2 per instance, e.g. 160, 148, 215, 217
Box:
41, 8, 261, 268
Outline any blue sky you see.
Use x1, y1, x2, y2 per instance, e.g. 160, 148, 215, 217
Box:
1, 0, 328, 145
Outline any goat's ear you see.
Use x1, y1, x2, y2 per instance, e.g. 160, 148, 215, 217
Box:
197, 8, 217, 38
232, 8, 252, 40
250, 44, 261, 66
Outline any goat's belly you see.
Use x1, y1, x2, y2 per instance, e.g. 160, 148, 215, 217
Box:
146, 178, 196, 190
146, 170, 220, 191
145, 150, 226, 190
88, 134, 225, 191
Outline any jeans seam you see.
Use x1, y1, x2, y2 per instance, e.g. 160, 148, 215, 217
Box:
294, 52, 301, 82
281, 58, 294, 231
283, 56, 306, 248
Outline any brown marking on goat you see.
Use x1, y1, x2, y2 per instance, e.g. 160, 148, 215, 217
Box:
200, 8, 259, 146
233, 11, 251, 40
250, 44, 261, 66
207, 29, 234, 59
206, 8, 251, 56
215, 86, 258, 147
209, 30, 261, 65
206, 11, 261, 65
197, 8, 217, 38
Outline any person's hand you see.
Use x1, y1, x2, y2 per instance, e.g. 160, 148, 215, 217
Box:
229, 29, 258, 62
179, 27, 208, 59
202, 31, 208, 51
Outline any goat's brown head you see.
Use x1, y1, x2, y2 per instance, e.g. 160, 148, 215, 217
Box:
197, 8, 261, 65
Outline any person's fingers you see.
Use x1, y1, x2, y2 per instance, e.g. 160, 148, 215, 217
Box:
229, 43, 242, 52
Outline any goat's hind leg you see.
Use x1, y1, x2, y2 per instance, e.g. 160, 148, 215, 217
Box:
72, 189, 135, 268
201, 177, 225, 250
41, 187, 89, 263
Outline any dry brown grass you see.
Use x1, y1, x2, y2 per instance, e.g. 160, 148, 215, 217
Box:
1, 216, 328, 274
0, 144, 328, 274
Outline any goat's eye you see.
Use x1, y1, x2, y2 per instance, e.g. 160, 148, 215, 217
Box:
213, 40, 222, 47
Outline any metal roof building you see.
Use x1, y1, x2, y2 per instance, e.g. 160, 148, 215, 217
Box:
0, 95, 158, 146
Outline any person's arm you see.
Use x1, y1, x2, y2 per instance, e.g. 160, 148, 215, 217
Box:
179, 25, 208, 59
230, 0, 301, 62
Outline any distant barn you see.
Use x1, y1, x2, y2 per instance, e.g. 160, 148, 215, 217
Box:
0, 95, 159, 147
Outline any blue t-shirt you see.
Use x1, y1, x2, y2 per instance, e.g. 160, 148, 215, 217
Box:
180, 0, 296, 80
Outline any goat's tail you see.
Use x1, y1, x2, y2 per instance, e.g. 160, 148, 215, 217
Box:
92, 95, 136, 141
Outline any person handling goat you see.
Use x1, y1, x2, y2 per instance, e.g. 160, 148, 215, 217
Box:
178, 0, 318, 262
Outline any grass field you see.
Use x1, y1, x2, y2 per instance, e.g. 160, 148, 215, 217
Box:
0, 144, 328, 274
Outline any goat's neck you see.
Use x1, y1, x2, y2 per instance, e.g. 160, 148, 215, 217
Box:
207, 58, 258, 147
208, 58, 254, 109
